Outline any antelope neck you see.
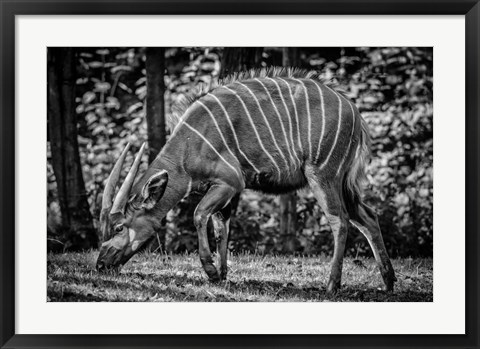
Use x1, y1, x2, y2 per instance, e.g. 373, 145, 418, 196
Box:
133, 153, 190, 224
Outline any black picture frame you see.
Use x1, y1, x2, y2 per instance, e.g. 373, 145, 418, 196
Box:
1, 1, 478, 348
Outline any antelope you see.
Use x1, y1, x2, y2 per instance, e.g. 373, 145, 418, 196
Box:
96, 67, 396, 293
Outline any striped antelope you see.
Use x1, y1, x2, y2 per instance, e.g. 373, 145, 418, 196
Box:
97, 67, 396, 293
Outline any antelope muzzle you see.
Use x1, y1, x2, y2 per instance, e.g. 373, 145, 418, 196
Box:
96, 234, 131, 272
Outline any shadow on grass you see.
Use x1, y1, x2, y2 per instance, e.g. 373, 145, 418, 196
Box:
48, 289, 106, 302
48, 271, 432, 302
221, 278, 432, 302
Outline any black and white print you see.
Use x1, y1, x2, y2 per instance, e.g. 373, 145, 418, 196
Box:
47, 47, 433, 302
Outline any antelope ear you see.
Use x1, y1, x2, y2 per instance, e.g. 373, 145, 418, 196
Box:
141, 170, 168, 210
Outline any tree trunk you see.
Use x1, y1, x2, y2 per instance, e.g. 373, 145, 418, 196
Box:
145, 47, 167, 252
47, 47, 98, 251
145, 47, 167, 163
282, 47, 300, 68
220, 47, 263, 77
279, 47, 299, 253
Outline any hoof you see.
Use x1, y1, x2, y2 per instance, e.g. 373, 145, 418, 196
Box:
326, 280, 341, 294
382, 268, 396, 292
384, 278, 395, 292
219, 267, 228, 281
200, 256, 220, 282
208, 273, 221, 283
204, 265, 220, 282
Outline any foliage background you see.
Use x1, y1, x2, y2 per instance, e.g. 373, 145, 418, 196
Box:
47, 47, 433, 258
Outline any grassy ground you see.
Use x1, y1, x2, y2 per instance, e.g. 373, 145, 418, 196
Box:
47, 251, 433, 302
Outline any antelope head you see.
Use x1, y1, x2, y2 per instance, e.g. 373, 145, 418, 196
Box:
96, 143, 169, 272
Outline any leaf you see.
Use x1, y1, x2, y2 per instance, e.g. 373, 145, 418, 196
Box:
96, 49, 110, 56
82, 91, 96, 104
126, 102, 143, 115
117, 82, 132, 93
88, 61, 103, 68
92, 125, 105, 136
135, 85, 147, 99
135, 77, 146, 86
111, 65, 133, 74
105, 96, 120, 110
94, 82, 111, 93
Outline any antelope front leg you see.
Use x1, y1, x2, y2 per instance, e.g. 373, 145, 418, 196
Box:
212, 204, 232, 280
194, 183, 236, 282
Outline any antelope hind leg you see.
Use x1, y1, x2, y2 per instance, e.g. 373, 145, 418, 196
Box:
194, 183, 236, 282
306, 170, 349, 293
350, 203, 396, 291
324, 204, 349, 293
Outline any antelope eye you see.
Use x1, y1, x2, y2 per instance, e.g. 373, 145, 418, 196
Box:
114, 224, 124, 232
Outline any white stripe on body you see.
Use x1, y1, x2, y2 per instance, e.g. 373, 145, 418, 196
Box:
183, 121, 242, 180
319, 89, 343, 170
335, 100, 357, 176
165, 103, 194, 147
183, 179, 193, 199
197, 100, 243, 174
255, 78, 299, 169
208, 94, 260, 173
293, 78, 313, 159
277, 78, 303, 158
236, 82, 290, 171
266, 78, 301, 165
223, 86, 282, 176
313, 81, 326, 163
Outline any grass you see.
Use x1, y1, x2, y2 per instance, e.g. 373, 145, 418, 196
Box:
47, 251, 433, 302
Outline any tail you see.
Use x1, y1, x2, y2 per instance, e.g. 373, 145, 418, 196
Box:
343, 116, 371, 217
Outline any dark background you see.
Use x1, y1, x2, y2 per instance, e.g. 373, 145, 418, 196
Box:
47, 46, 433, 258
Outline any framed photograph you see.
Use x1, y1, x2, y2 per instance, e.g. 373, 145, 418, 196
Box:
1, 0, 479, 348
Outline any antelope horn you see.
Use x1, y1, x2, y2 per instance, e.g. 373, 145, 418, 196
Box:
110, 142, 146, 216
101, 142, 131, 214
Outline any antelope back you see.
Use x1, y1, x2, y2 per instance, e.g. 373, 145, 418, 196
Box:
169, 67, 361, 191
